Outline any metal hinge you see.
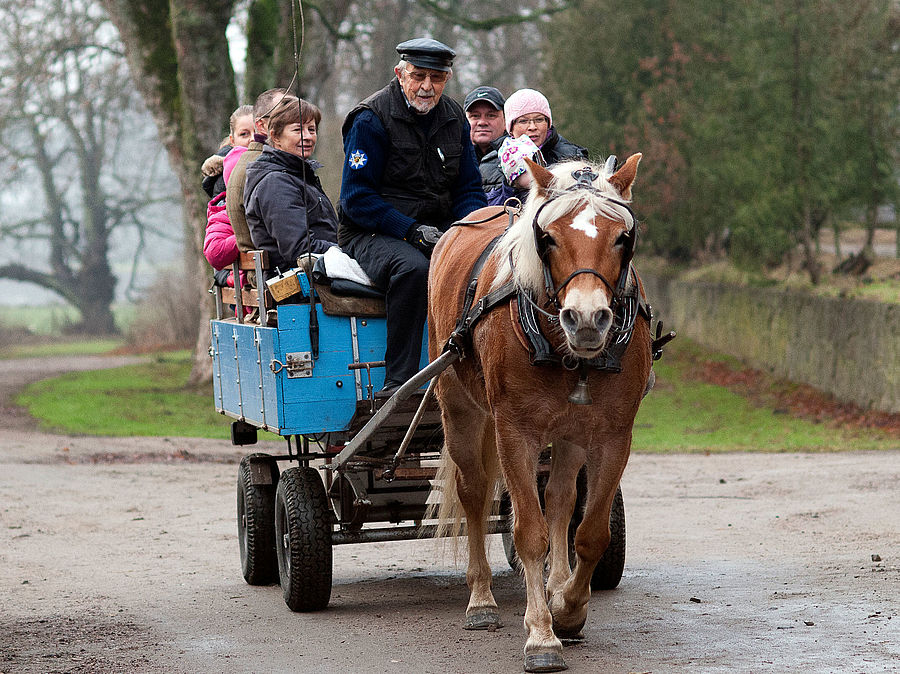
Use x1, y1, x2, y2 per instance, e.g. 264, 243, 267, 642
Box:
270, 351, 314, 378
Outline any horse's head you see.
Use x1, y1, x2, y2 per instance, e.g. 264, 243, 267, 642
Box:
495, 153, 642, 360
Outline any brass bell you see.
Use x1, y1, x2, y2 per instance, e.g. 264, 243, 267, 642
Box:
568, 369, 592, 405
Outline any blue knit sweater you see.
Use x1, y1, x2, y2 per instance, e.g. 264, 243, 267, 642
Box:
339, 108, 487, 239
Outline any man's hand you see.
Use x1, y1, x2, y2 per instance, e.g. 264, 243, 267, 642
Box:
405, 224, 442, 257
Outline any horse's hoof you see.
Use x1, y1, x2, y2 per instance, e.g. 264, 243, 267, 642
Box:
524, 652, 568, 672
464, 609, 502, 630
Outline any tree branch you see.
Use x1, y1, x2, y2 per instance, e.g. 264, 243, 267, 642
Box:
0, 263, 67, 297
414, 0, 573, 30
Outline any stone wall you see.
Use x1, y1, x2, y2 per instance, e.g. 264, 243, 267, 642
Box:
641, 274, 899, 413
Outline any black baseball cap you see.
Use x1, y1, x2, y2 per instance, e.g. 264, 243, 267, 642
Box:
464, 86, 505, 112
396, 38, 456, 72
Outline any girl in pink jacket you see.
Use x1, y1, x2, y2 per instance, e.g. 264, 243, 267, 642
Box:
204, 145, 249, 289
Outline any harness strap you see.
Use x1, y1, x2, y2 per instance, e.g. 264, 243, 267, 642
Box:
446, 234, 517, 357
517, 290, 559, 366
514, 265, 651, 373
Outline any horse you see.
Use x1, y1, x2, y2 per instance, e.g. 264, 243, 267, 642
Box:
427, 154, 652, 673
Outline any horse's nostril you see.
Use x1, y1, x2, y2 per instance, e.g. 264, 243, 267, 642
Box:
560, 308, 579, 332
594, 308, 613, 332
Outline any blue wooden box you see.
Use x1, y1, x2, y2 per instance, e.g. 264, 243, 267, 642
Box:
210, 304, 428, 436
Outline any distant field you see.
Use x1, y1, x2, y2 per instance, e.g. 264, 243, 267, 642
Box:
0, 303, 137, 335
1, 338, 125, 359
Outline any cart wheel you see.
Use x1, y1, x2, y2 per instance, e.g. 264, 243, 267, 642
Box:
237, 453, 280, 585
587, 485, 625, 591
275, 466, 333, 612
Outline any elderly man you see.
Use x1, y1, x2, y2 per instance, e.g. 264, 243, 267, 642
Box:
339, 37, 486, 397
464, 85, 507, 191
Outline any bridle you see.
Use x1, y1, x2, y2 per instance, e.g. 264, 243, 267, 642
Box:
530, 167, 637, 313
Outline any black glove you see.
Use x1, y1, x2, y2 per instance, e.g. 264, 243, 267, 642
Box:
405, 223, 442, 257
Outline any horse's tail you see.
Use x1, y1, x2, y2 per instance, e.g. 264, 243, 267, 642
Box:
425, 423, 501, 552
426, 445, 464, 541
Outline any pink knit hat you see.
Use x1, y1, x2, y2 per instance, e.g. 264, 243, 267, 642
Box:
504, 89, 552, 133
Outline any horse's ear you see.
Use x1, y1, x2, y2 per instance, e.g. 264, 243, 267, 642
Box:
609, 153, 642, 200
525, 157, 554, 194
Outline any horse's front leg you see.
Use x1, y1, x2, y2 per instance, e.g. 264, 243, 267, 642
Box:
549, 435, 631, 636
543, 440, 585, 634
498, 425, 567, 673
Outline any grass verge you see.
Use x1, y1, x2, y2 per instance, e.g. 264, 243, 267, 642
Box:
16, 351, 234, 439
14, 343, 898, 451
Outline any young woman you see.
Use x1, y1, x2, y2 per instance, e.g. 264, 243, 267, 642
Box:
243, 98, 338, 283
201, 105, 255, 199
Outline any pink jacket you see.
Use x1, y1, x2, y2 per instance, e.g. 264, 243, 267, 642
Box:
204, 191, 237, 270
203, 146, 250, 271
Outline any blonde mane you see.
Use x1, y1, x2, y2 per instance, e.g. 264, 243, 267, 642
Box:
490, 159, 635, 294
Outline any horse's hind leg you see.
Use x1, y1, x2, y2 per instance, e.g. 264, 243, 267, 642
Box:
440, 386, 501, 629
544, 440, 585, 637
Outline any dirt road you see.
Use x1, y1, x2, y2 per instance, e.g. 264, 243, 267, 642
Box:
1, 358, 898, 673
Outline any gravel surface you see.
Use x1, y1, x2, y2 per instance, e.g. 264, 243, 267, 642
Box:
1, 356, 898, 673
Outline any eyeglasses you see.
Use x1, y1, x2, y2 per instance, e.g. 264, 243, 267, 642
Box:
404, 68, 449, 84
512, 115, 549, 128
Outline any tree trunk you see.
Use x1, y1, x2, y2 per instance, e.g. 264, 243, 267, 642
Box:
169, 0, 238, 386
800, 207, 821, 285
102, 0, 237, 386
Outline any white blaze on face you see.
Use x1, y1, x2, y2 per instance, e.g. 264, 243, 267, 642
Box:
569, 206, 598, 239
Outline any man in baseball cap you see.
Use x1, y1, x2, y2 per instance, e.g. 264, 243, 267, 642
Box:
464, 85, 507, 191
464, 86, 506, 160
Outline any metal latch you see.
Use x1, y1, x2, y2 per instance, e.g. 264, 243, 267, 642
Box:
270, 351, 314, 378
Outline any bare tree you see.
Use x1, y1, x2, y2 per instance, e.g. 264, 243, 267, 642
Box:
0, 0, 174, 333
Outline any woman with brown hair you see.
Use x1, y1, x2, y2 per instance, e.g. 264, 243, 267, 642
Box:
244, 98, 338, 282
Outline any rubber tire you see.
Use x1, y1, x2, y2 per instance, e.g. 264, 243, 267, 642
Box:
501, 472, 626, 591
237, 453, 280, 585
275, 467, 333, 612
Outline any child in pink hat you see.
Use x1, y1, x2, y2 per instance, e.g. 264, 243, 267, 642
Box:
486, 135, 545, 206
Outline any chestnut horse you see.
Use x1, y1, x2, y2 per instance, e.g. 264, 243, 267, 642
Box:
427, 155, 651, 672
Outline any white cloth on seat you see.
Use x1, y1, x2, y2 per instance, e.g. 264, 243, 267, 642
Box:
322, 246, 376, 287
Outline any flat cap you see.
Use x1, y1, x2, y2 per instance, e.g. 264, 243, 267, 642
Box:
464, 86, 505, 112
396, 37, 456, 72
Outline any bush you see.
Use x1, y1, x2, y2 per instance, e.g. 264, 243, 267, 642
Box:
0, 325, 38, 351
125, 268, 201, 351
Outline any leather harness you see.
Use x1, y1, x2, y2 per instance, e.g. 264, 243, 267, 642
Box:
444, 178, 671, 372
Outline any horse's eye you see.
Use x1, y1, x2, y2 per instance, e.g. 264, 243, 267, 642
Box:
614, 231, 630, 248
537, 231, 556, 258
